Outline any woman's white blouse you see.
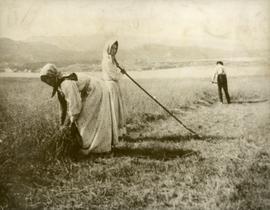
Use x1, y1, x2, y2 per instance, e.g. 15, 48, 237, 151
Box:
61, 80, 82, 117
102, 56, 122, 81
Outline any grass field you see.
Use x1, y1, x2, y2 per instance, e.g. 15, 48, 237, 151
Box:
0, 72, 270, 209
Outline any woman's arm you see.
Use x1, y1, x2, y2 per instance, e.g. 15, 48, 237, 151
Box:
110, 57, 122, 80
212, 68, 218, 83
57, 91, 68, 125
61, 80, 82, 123
102, 56, 122, 81
114, 57, 126, 74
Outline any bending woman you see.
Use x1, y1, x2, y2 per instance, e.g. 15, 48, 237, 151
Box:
40, 63, 119, 154
102, 40, 127, 141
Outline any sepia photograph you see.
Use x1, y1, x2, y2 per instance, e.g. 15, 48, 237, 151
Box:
0, 0, 269, 209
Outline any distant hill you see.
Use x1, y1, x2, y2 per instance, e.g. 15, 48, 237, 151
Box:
25, 35, 270, 61
0, 37, 269, 71
26, 34, 111, 52
121, 44, 228, 61
0, 37, 99, 65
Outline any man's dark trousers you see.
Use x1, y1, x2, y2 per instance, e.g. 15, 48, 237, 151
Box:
217, 74, 231, 104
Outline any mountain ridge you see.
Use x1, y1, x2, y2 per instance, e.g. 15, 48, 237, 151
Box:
0, 37, 269, 68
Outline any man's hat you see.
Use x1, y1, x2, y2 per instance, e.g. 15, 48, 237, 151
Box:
216, 61, 224, 65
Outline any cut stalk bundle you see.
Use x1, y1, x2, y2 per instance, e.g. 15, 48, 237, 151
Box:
43, 125, 81, 161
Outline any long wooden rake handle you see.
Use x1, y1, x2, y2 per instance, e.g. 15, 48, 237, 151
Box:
118, 67, 200, 137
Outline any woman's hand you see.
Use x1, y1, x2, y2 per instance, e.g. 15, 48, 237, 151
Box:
116, 63, 126, 74
70, 114, 79, 123
120, 68, 126, 74
59, 124, 68, 132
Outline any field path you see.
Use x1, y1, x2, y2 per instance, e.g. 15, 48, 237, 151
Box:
125, 100, 270, 209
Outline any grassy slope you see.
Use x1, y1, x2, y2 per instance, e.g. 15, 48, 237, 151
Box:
0, 76, 269, 209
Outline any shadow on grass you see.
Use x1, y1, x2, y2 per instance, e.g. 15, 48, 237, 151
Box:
124, 134, 195, 142
75, 134, 235, 161
111, 146, 198, 160
196, 135, 236, 142
123, 134, 235, 143
77, 146, 199, 161
231, 99, 268, 104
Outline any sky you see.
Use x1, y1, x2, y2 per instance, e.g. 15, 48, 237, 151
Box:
0, 0, 269, 50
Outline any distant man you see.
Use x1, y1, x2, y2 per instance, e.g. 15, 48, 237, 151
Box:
212, 61, 231, 104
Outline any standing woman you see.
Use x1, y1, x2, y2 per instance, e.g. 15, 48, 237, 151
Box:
40, 63, 118, 154
212, 61, 231, 104
102, 40, 127, 142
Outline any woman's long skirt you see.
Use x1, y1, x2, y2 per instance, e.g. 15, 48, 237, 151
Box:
76, 79, 116, 154
105, 80, 127, 142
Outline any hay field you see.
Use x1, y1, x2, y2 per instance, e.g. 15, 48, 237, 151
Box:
0, 70, 270, 209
